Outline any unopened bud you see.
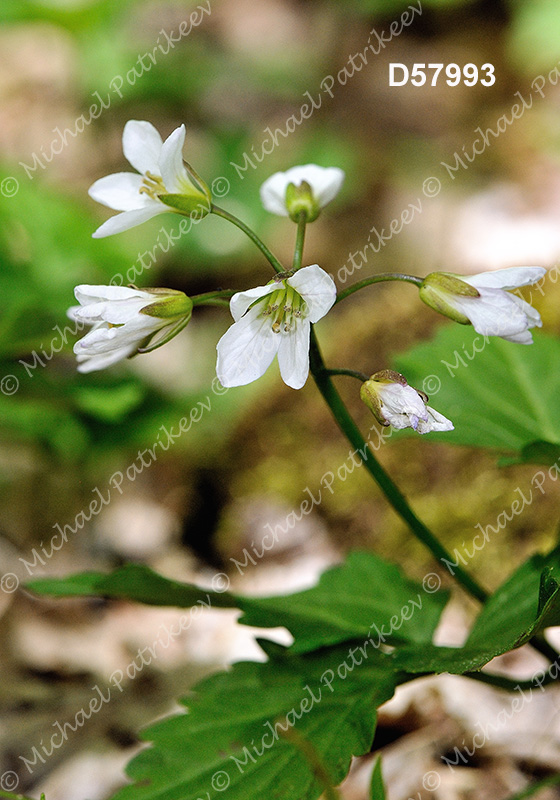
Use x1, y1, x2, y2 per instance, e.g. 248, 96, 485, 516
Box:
419, 272, 479, 324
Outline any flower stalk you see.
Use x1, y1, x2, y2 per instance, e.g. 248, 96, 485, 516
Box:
336, 273, 422, 304
211, 204, 285, 274
292, 211, 307, 271
309, 326, 489, 603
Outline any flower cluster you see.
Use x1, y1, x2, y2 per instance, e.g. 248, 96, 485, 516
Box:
71, 119, 548, 436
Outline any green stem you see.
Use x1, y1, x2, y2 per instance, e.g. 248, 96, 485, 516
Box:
309, 326, 489, 604
211, 204, 284, 274
311, 329, 560, 664
292, 211, 307, 271
191, 289, 236, 307
464, 670, 555, 692
336, 273, 422, 304
325, 368, 370, 382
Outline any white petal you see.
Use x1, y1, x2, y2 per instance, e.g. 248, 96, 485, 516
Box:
285, 164, 345, 208
259, 171, 292, 216
416, 407, 454, 434
216, 310, 280, 387
76, 345, 136, 373
229, 283, 277, 322
67, 305, 81, 321
122, 120, 163, 175
499, 329, 534, 344
74, 285, 153, 305
379, 383, 428, 429
159, 125, 191, 193
465, 266, 546, 291
454, 290, 529, 338
260, 164, 345, 216
277, 321, 310, 389
75, 320, 155, 356
508, 293, 542, 328
288, 265, 337, 323
92, 205, 167, 238
73, 299, 152, 325
88, 172, 148, 211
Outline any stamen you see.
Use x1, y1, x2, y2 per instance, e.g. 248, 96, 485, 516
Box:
259, 283, 306, 334
139, 170, 167, 200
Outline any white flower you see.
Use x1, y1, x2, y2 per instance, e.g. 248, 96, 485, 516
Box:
69, 285, 192, 373
260, 164, 344, 221
88, 120, 208, 238
216, 265, 336, 389
360, 371, 453, 435
419, 267, 546, 344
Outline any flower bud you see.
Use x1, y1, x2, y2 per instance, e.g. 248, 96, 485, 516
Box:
140, 289, 193, 320
360, 370, 407, 426
360, 370, 453, 434
285, 180, 321, 223
419, 272, 479, 324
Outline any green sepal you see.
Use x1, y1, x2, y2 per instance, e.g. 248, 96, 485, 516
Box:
419, 272, 479, 325
370, 369, 407, 386
360, 380, 389, 427
360, 370, 411, 426
140, 292, 193, 320
285, 180, 320, 223
431, 272, 480, 297
157, 192, 211, 218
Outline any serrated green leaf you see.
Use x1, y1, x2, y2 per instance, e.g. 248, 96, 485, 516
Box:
27, 552, 449, 653
112, 642, 397, 800
27, 563, 237, 609
467, 543, 560, 648
393, 543, 560, 675
394, 327, 560, 461
237, 551, 449, 653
